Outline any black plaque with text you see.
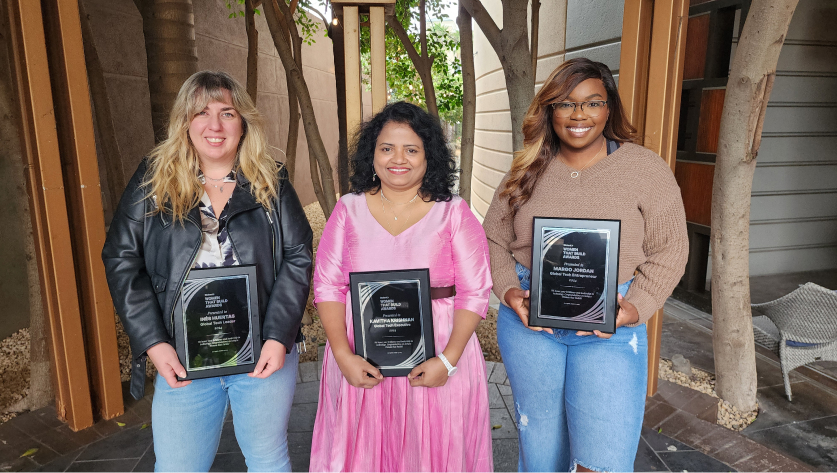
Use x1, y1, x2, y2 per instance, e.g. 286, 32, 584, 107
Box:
173, 265, 262, 380
350, 269, 435, 376
529, 218, 621, 333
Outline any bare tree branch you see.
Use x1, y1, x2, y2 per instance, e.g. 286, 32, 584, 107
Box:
457, 1, 475, 204
386, 13, 426, 73
245, 0, 259, 102
530, 0, 540, 83
419, 0, 427, 59
459, 0, 501, 52
386, 12, 438, 117
264, 0, 337, 216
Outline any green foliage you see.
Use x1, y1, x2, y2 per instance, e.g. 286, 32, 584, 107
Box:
360, 0, 462, 123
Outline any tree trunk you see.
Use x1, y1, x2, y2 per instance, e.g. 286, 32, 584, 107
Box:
711, 0, 798, 412
330, 19, 350, 196
79, 0, 126, 213
0, 13, 52, 409
136, 0, 199, 143
245, 0, 258, 103
457, 2, 475, 205
530, 0, 540, 84
284, 76, 300, 183
460, 0, 533, 152
274, 9, 301, 184
264, 0, 336, 217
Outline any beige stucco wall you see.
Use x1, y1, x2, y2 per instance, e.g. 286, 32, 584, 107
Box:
469, 0, 624, 220
82, 0, 342, 211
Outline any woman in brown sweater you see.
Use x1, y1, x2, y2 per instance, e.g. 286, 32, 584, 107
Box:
483, 58, 688, 472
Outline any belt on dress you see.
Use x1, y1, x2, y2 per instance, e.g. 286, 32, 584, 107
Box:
430, 285, 456, 299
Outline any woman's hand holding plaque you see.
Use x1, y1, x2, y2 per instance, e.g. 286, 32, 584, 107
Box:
249, 339, 287, 378
504, 288, 554, 335
147, 342, 192, 389
407, 357, 450, 388
334, 348, 384, 389
576, 294, 639, 338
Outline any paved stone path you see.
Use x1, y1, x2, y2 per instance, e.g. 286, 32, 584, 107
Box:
2, 356, 744, 472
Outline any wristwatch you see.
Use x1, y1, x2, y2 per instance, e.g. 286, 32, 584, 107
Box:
438, 353, 458, 376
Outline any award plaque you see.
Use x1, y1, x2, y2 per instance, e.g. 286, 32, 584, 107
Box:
173, 265, 262, 380
529, 218, 621, 333
349, 269, 435, 376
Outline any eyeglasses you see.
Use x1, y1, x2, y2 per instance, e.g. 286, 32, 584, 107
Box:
551, 100, 608, 117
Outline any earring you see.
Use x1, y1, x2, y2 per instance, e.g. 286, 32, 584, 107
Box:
373, 171, 377, 182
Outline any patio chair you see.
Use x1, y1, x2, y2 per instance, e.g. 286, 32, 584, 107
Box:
750, 283, 837, 401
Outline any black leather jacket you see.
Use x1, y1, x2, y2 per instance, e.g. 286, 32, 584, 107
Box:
102, 159, 313, 399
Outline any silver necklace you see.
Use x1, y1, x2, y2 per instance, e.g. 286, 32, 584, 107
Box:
559, 138, 606, 178
203, 170, 233, 192
206, 181, 228, 193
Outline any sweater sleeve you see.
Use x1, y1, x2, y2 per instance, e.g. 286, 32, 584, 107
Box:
625, 177, 689, 325
482, 176, 522, 303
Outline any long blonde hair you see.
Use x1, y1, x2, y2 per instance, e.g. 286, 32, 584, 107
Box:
143, 71, 279, 222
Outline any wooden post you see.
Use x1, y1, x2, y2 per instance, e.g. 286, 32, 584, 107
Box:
342, 6, 362, 136
618, 0, 653, 143
42, 0, 124, 420
369, 6, 386, 114
4, 0, 94, 430
333, 0, 395, 127
619, 0, 689, 397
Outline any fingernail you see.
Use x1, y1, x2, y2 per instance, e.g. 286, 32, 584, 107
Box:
179, 372, 186, 377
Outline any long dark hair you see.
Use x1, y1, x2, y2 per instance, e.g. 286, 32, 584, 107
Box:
501, 58, 636, 218
349, 101, 457, 202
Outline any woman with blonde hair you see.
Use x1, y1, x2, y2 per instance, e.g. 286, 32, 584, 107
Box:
103, 71, 312, 471
483, 58, 688, 472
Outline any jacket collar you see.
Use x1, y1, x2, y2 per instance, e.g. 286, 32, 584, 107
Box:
226, 170, 263, 217
158, 171, 262, 228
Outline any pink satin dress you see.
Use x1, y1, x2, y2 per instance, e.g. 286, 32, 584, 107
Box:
310, 193, 494, 472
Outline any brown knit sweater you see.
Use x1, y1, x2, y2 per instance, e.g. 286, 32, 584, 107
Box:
482, 143, 688, 325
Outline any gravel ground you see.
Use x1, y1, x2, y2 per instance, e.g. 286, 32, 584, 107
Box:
659, 358, 758, 431
3, 203, 753, 433
0, 329, 29, 423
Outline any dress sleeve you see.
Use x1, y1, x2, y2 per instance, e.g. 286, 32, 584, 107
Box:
625, 173, 689, 325
313, 199, 350, 305
482, 176, 521, 304
451, 199, 492, 318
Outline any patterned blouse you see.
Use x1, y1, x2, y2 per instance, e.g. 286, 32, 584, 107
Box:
194, 170, 239, 269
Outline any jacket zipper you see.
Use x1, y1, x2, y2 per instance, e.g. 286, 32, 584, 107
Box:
264, 210, 277, 277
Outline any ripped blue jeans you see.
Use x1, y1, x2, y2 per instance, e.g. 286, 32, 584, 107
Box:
498, 263, 648, 472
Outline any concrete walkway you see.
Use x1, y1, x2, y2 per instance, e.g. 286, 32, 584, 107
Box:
2, 299, 831, 472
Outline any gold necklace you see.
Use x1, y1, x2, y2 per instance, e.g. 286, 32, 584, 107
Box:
559, 138, 606, 179
380, 190, 419, 221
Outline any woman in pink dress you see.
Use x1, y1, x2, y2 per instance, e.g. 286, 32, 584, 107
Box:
310, 102, 493, 472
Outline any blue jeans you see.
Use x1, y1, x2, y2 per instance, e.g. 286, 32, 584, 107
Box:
151, 346, 299, 472
498, 263, 647, 472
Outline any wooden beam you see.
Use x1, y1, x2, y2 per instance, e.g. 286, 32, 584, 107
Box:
645, 0, 689, 162
42, 0, 124, 420
343, 6, 362, 134
5, 0, 94, 430
618, 0, 654, 142
641, 0, 690, 397
369, 6, 386, 114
